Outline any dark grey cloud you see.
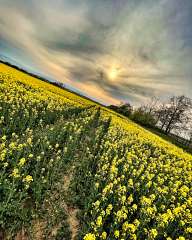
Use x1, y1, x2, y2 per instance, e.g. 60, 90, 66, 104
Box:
0, 0, 192, 105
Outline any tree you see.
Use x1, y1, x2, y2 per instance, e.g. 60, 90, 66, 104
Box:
130, 107, 156, 127
109, 102, 133, 117
190, 131, 192, 143
157, 95, 192, 134
118, 102, 133, 117
142, 96, 159, 115
155, 104, 170, 130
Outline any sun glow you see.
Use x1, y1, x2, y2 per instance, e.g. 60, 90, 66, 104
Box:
108, 67, 119, 80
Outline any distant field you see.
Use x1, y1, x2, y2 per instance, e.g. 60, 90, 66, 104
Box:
0, 63, 191, 240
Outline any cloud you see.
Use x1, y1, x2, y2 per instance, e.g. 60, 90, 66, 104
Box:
0, 0, 192, 105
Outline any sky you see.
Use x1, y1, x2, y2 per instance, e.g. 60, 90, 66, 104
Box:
0, 0, 192, 105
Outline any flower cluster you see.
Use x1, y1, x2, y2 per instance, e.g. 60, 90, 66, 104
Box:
0, 63, 97, 235
83, 113, 192, 240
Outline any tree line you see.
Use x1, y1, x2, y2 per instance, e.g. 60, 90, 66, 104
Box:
109, 95, 192, 141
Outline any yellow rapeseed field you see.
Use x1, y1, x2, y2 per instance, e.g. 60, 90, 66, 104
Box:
0, 63, 191, 240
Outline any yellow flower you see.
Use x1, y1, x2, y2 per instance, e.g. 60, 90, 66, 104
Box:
101, 232, 107, 239
127, 224, 136, 233
83, 233, 96, 240
23, 175, 33, 183
106, 204, 113, 215
9, 142, 16, 149
55, 143, 59, 148
127, 194, 134, 204
27, 137, 32, 144
132, 204, 137, 211
3, 162, 8, 167
96, 216, 102, 227
149, 229, 158, 239
93, 200, 100, 208
122, 222, 129, 232
11, 168, 20, 178
134, 219, 140, 227
114, 230, 120, 238
128, 178, 134, 187
2, 135, 6, 141
18, 157, 26, 166
130, 234, 137, 240
185, 227, 192, 233
121, 195, 126, 203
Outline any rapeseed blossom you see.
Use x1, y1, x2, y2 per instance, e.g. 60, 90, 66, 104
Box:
83, 233, 96, 240
24, 175, 33, 183
82, 113, 192, 239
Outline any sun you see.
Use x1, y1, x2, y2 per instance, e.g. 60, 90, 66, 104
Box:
108, 68, 119, 80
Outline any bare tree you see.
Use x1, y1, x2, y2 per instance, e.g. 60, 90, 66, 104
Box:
143, 96, 160, 115
157, 96, 192, 134
190, 131, 192, 143
156, 103, 170, 130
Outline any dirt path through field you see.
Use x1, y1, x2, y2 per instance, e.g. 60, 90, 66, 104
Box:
13, 109, 103, 240
14, 166, 80, 240
63, 166, 80, 240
